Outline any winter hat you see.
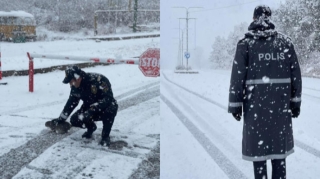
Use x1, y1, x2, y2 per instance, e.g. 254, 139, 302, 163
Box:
63, 65, 82, 84
253, 5, 272, 19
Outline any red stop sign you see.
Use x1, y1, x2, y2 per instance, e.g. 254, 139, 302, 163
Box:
139, 48, 160, 77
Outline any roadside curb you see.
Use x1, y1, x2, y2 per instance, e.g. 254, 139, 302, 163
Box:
88, 33, 160, 41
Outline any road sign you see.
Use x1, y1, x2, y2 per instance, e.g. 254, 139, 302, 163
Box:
139, 48, 160, 77
184, 52, 190, 59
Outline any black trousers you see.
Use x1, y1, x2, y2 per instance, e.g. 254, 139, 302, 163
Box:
253, 159, 286, 179
70, 103, 118, 138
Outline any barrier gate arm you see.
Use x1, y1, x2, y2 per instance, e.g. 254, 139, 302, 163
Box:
27, 52, 139, 92
27, 48, 159, 92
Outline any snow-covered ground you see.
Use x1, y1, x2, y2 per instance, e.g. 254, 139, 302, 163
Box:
161, 69, 320, 179
0, 36, 159, 71
0, 37, 160, 178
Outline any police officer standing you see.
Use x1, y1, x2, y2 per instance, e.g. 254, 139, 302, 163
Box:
228, 5, 302, 179
46, 65, 118, 146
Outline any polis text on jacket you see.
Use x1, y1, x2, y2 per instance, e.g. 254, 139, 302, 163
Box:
258, 53, 285, 61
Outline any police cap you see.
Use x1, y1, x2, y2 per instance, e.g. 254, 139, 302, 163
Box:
62, 65, 81, 84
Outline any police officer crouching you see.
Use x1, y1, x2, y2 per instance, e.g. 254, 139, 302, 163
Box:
45, 65, 118, 146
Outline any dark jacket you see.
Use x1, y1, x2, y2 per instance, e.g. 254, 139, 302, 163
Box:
59, 72, 117, 120
228, 20, 302, 161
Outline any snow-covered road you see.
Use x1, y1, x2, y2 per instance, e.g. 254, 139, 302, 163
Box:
161, 70, 320, 179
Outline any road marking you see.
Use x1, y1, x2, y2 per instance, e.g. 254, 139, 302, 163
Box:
161, 94, 248, 179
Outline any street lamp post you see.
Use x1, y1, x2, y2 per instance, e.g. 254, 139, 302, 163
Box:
181, 29, 184, 67
173, 6, 202, 70
172, 37, 181, 68
174, 28, 185, 67
178, 19, 185, 67
194, 19, 197, 50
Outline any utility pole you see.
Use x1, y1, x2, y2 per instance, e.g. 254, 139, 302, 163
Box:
128, 0, 132, 11
177, 19, 184, 67
172, 37, 181, 68
194, 19, 197, 50
174, 27, 184, 67
173, 6, 202, 70
181, 30, 184, 66
94, 13, 98, 35
115, 2, 118, 33
133, 0, 138, 32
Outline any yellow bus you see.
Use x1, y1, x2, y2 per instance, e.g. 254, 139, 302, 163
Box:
0, 11, 36, 42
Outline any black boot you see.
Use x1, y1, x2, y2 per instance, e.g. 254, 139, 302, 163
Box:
99, 136, 110, 146
82, 122, 97, 139
271, 159, 286, 179
99, 127, 111, 146
253, 160, 268, 179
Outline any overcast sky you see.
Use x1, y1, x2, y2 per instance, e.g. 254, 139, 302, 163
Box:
160, 0, 285, 70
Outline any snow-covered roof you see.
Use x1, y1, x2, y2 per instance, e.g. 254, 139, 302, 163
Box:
0, 11, 34, 18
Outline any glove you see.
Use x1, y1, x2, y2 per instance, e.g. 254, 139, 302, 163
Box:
232, 112, 242, 121
51, 117, 64, 126
291, 108, 300, 118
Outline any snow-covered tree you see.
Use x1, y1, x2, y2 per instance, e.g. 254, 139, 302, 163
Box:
209, 22, 248, 69
210, 36, 232, 69
210, 0, 320, 75
0, 0, 159, 33
273, 0, 320, 66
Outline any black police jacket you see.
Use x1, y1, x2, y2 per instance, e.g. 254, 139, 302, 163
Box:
228, 21, 302, 161
59, 72, 117, 120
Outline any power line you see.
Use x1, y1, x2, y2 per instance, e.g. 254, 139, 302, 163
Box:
190, 0, 260, 13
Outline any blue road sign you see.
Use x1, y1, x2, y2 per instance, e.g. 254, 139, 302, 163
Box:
184, 52, 190, 59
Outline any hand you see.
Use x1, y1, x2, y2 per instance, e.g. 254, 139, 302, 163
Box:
232, 112, 242, 121
291, 108, 300, 118
51, 118, 64, 126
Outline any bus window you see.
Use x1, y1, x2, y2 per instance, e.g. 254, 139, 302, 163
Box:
7, 17, 13, 25
13, 17, 22, 25
12, 17, 16, 25
24, 17, 34, 26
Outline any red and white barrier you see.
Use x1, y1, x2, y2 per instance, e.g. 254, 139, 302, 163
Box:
28, 53, 139, 65
27, 53, 34, 92
0, 51, 2, 80
0, 50, 8, 85
27, 48, 160, 92
27, 53, 139, 92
